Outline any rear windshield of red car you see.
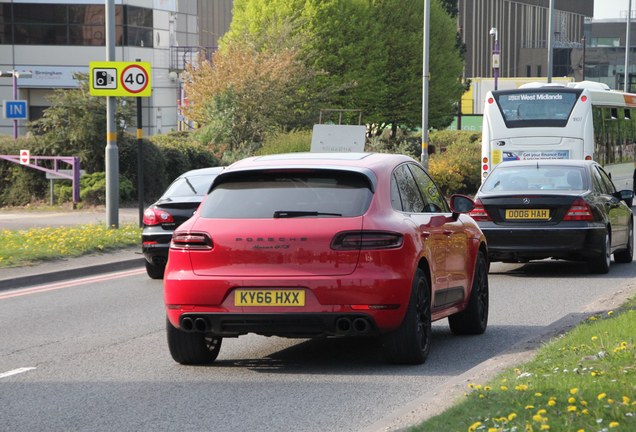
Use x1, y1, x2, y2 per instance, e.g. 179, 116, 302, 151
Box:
198, 170, 374, 218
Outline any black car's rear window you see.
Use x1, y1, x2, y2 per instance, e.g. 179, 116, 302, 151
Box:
482, 165, 588, 192
162, 174, 217, 198
199, 170, 374, 218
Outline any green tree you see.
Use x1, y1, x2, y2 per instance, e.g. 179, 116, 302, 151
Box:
29, 73, 135, 173
216, 0, 464, 136
183, 41, 324, 148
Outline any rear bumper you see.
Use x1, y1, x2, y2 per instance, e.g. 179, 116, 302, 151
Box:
480, 224, 605, 262
141, 228, 172, 264
176, 312, 379, 338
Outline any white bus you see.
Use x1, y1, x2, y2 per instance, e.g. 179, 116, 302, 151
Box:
480, 81, 636, 192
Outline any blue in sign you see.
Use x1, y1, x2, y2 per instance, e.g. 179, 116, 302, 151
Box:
3, 100, 28, 119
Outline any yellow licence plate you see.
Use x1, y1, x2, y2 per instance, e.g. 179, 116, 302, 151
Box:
505, 209, 550, 220
235, 290, 305, 307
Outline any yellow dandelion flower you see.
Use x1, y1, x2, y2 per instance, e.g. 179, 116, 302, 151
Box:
582, 409, 589, 415
535, 392, 542, 397
591, 336, 598, 341
516, 385, 529, 391
525, 405, 535, 410
581, 400, 588, 406
468, 421, 482, 432
484, 386, 492, 391
608, 399, 614, 404
598, 393, 606, 400
607, 311, 614, 316
540, 426, 550, 431
609, 422, 619, 428
568, 406, 577, 412
568, 397, 576, 404
501, 385, 509, 391
570, 388, 578, 395
623, 396, 631, 405
576, 429, 585, 432
488, 428, 499, 432
537, 409, 547, 415
508, 413, 517, 421
533, 414, 543, 422
548, 400, 556, 407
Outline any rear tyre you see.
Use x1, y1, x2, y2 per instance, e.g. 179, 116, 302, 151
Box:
449, 251, 489, 335
145, 260, 165, 279
382, 268, 431, 365
614, 219, 634, 264
589, 230, 611, 274
166, 317, 222, 365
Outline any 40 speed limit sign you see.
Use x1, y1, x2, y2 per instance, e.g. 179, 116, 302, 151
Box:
89, 61, 152, 97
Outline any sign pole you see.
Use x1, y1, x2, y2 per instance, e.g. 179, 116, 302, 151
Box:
105, 0, 118, 228
136, 61, 144, 228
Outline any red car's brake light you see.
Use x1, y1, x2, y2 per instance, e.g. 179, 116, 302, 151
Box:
563, 198, 594, 221
170, 233, 213, 250
331, 231, 403, 250
468, 199, 492, 221
143, 207, 175, 226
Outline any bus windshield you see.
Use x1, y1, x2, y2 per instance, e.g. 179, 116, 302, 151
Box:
494, 89, 582, 128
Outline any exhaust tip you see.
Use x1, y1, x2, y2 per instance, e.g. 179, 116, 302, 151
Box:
336, 317, 352, 333
353, 318, 370, 334
194, 317, 209, 332
181, 317, 194, 332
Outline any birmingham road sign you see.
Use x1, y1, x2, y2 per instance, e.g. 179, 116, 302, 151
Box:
89, 61, 152, 97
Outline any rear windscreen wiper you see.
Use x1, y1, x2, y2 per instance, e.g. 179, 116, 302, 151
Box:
273, 210, 342, 218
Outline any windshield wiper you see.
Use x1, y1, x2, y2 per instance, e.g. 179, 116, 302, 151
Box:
273, 210, 342, 218
184, 177, 197, 194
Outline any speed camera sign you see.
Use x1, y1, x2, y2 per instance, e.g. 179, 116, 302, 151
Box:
89, 61, 152, 97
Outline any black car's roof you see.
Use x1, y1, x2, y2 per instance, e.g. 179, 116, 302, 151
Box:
176, 166, 225, 179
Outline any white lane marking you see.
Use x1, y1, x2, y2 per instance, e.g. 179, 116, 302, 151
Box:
0, 268, 146, 300
0, 367, 36, 379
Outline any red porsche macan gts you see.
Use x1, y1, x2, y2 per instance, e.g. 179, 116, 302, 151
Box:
164, 152, 489, 365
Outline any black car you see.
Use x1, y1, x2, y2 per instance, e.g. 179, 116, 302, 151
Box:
470, 160, 634, 273
142, 166, 224, 279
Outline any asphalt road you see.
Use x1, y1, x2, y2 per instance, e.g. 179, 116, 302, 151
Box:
0, 206, 140, 230
1, 257, 635, 431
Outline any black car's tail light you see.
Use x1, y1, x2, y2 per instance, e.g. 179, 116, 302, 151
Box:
170, 233, 213, 250
563, 198, 594, 221
331, 231, 403, 250
143, 207, 175, 226
468, 199, 492, 221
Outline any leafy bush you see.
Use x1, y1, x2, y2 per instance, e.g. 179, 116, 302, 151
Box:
428, 130, 481, 196
55, 172, 134, 206
257, 129, 312, 155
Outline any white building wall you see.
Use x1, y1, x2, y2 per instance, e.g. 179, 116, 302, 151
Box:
0, 0, 205, 138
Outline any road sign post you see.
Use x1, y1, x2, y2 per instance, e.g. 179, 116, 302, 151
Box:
89, 60, 152, 228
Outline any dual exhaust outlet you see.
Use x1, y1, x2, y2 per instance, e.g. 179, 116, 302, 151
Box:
180, 316, 209, 333
335, 317, 371, 335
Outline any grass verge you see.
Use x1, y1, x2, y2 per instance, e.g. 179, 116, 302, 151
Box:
413, 295, 636, 432
0, 224, 141, 268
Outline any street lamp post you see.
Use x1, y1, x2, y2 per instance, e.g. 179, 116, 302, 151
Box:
1, 69, 32, 139
490, 27, 500, 90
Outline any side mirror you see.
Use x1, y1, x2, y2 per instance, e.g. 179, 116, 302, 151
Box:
616, 189, 634, 207
450, 194, 475, 214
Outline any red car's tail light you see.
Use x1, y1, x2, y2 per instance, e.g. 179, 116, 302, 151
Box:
468, 199, 492, 221
170, 233, 213, 250
331, 231, 403, 250
563, 198, 594, 221
143, 207, 175, 225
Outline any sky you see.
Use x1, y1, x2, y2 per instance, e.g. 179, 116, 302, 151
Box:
593, 0, 631, 20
